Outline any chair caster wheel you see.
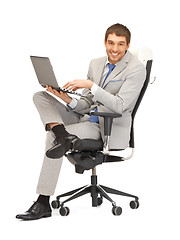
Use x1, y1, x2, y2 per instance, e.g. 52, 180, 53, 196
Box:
59, 206, 70, 216
130, 200, 139, 209
51, 200, 60, 209
112, 206, 122, 216
97, 196, 103, 206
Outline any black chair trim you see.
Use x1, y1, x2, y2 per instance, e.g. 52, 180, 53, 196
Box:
67, 151, 124, 174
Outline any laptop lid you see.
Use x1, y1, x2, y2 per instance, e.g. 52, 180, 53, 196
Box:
30, 56, 60, 90
30, 56, 87, 97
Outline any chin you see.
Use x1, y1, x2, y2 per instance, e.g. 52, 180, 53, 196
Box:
109, 58, 119, 64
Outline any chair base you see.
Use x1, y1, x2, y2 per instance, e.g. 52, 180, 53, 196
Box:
51, 169, 139, 216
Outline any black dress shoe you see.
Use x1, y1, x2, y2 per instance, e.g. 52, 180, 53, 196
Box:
46, 135, 81, 159
16, 201, 52, 221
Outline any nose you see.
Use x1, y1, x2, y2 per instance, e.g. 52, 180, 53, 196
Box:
112, 44, 118, 52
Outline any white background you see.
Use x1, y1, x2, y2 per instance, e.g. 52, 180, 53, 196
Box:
1, 0, 180, 239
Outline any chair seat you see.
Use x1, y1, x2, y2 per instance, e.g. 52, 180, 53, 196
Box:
76, 139, 103, 151
76, 138, 123, 152
67, 138, 124, 174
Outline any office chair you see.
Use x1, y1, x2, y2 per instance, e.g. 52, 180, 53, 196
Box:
51, 48, 153, 216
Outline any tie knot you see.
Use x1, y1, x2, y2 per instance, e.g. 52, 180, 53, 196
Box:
108, 63, 116, 72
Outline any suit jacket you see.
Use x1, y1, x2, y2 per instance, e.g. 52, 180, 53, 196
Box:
73, 51, 146, 149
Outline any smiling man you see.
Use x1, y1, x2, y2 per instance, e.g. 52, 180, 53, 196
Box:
105, 34, 130, 65
16, 23, 146, 220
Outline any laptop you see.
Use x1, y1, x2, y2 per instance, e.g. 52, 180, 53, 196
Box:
30, 56, 86, 97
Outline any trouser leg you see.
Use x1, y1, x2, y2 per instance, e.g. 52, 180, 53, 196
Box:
33, 91, 81, 129
33, 91, 101, 196
36, 122, 101, 196
36, 131, 63, 196
33, 91, 80, 195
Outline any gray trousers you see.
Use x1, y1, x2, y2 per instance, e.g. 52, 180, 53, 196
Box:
33, 91, 101, 196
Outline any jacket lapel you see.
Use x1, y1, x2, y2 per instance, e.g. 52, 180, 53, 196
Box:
94, 57, 107, 86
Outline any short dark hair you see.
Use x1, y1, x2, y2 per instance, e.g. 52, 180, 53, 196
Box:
105, 23, 131, 45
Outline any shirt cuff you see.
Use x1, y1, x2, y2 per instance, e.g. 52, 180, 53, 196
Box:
67, 98, 78, 110
91, 83, 99, 95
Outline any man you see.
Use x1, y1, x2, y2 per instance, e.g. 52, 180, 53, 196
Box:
16, 23, 146, 220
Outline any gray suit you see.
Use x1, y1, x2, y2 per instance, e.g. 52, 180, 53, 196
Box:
73, 50, 146, 149
33, 50, 146, 196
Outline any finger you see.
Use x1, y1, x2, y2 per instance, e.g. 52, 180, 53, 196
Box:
63, 82, 71, 88
46, 87, 51, 92
53, 89, 59, 94
49, 88, 53, 93
71, 87, 78, 91
47, 86, 54, 94
63, 80, 76, 89
67, 85, 78, 91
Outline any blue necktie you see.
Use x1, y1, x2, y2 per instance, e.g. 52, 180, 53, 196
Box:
101, 63, 116, 87
89, 63, 115, 123
89, 106, 98, 123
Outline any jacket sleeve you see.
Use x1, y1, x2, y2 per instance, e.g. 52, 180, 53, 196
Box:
71, 60, 95, 114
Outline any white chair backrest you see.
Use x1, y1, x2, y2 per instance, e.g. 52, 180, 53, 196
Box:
130, 48, 153, 66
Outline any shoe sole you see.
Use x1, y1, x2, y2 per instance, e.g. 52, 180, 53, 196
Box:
46, 140, 72, 159
16, 212, 52, 221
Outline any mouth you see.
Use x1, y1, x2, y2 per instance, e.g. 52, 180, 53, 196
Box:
110, 52, 119, 57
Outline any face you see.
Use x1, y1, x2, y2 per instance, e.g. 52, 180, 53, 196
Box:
105, 33, 130, 64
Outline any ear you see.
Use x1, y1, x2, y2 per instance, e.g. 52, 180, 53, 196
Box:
126, 43, 130, 50
104, 39, 107, 47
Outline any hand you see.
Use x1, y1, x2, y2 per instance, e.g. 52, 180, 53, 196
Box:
63, 79, 93, 91
46, 85, 72, 104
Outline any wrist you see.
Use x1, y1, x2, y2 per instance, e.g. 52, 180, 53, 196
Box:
60, 95, 72, 104
88, 80, 93, 90
66, 97, 72, 104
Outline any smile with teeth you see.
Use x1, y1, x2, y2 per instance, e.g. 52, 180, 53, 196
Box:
111, 52, 119, 57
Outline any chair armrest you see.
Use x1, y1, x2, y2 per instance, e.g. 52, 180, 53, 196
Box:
91, 112, 122, 154
91, 112, 122, 118
90, 112, 122, 136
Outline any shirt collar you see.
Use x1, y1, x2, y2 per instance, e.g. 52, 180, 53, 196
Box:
105, 58, 116, 67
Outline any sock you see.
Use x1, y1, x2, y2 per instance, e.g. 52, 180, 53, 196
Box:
52, 124, 69, 139
37, 195, 50, 207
